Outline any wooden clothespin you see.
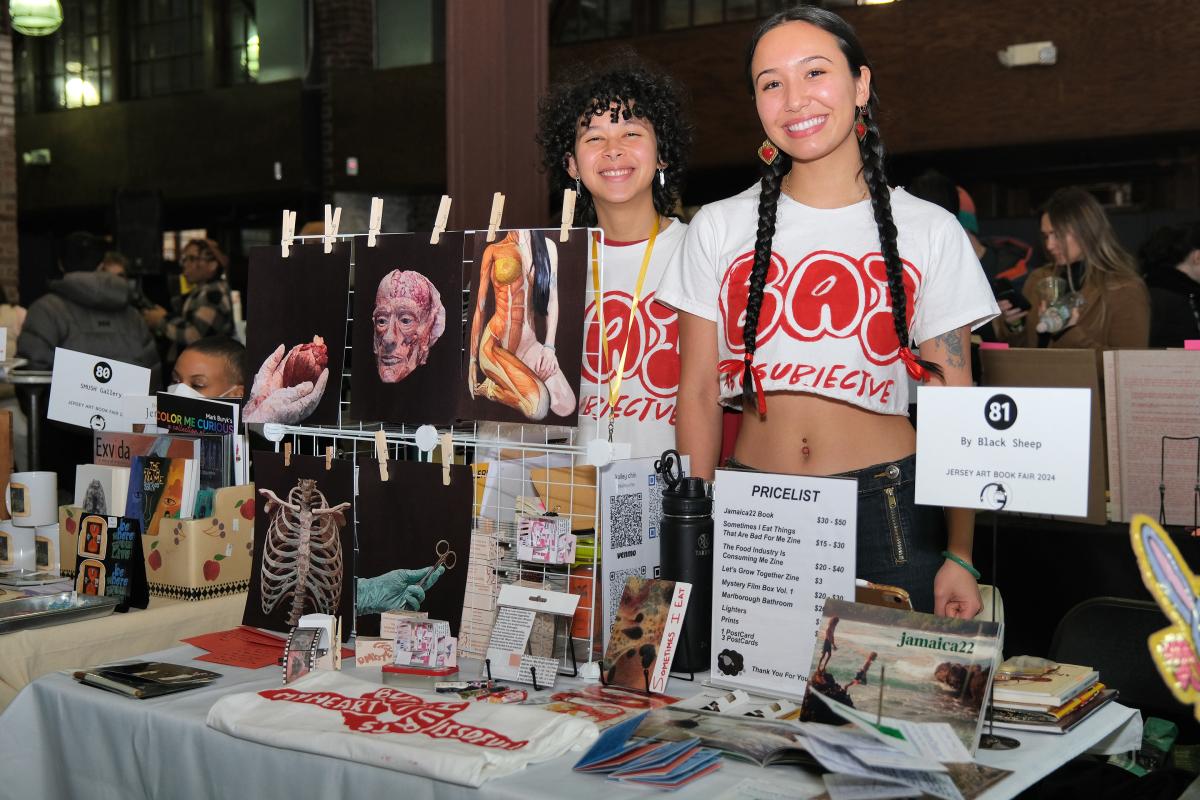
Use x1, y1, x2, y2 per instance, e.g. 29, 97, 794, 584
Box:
281, 209, 297, 257
325, 445, 334, 470
283, 442, 292, 467
374, 429, 389, 482
485, 192, 505, 243
323, 204, 342, 254
367, 196, 384, 247
429, 195, 452, 245
439, 432, 454, 486
559, 188, 576, 242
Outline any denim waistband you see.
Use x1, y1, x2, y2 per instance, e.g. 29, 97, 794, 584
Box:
724, 452, 915, 496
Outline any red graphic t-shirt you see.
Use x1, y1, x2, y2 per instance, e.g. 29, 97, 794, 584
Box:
657, 186, 998, 415
579, 221, 686, 456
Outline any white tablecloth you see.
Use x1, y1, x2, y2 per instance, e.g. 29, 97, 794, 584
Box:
0, 591, 247, 711
0, 643, 1141, 800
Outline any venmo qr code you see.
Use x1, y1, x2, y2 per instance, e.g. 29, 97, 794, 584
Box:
606, 565, 648, 628
608, 492, 644, 550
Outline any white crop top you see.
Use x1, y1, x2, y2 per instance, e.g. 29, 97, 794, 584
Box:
656, 184, 999, 415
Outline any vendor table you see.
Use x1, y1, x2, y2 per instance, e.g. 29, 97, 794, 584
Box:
0, 642, 1140, 800
0, 591, 246, 711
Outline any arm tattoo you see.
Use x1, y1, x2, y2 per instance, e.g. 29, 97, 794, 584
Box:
934, 329, 966, 369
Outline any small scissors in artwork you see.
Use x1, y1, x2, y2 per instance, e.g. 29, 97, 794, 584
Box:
418, 539, 457, 589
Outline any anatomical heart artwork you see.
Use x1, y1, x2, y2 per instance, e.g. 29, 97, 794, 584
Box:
243, 451, 354, 640
350, 232, 465, 425
459, 229, 587, 426
355, 459, 473, 638
244, 243, 351, 426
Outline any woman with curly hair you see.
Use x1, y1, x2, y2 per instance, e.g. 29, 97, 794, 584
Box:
657, 8, 998, 616
995, 186, 1149, 349
537, 55, 691, 456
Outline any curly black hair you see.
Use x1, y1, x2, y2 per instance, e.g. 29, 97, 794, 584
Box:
537, 52, 692, 226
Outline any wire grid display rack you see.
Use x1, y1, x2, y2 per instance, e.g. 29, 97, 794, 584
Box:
263, 226, 608, 670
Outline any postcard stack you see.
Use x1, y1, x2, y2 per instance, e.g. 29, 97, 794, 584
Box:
989, 657, 1116, 734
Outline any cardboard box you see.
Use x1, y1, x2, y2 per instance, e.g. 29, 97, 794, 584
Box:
978, 348, 1107, 525
143, 484, 255, 601
1104, 350, 1200, 524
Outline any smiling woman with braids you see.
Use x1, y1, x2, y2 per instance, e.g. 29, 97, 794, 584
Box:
657, 8, 998, 616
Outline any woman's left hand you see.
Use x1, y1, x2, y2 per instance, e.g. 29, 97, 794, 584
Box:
532, 347, 559, 380
933, 560, 982, 619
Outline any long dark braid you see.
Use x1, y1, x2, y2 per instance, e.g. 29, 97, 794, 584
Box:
858, 110, 943, 382
742, 152, 789, 411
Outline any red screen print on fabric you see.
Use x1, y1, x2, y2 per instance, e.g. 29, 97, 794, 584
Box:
717, 249, 921, 406
581, 290, 679, 423
258, 685, 530, 750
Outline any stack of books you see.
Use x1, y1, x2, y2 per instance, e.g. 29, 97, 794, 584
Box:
990, 660, 1117, 734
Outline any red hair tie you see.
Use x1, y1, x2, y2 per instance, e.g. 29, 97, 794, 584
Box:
898, 346, 929, 382
742, 355, 768, 417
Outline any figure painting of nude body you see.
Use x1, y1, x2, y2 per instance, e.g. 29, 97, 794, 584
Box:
468, 229, 575, 420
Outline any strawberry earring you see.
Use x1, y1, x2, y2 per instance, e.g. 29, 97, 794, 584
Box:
855, 106, 869, 141
757, 140, 779, 166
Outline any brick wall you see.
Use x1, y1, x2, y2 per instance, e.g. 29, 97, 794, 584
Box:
314, 0, 374, 199
0, 5, 17, 303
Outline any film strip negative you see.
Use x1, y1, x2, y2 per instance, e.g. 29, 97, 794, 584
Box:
283, 627, 323, 684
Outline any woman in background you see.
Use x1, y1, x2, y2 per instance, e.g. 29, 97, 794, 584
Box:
995, 187, 1148, 348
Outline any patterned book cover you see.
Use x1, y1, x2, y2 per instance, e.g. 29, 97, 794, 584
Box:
800, 598, 1003, 753
127, 457, 187, 535
603, 577, 691, 693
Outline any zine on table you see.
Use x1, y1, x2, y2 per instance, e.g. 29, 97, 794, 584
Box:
243, 451, 355, 640
244, 243, 351, 426
351, 232, 466, 426
460, 228, 588, 426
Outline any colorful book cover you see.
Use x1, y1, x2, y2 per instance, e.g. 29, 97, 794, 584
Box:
94, 431, 199, 468
127, 456, 187, 535
603, 577, 691, 694
800, 598, 1003, 753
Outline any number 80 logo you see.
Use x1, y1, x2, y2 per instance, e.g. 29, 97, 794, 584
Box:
93, 361, 113, 383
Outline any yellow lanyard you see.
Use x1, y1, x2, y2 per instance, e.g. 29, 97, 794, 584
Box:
590, 217, 660, 440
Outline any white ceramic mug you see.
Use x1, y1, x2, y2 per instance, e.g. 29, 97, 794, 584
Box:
35, 522, 60, 572
0, 518, 36, 571
6, 471, 58, 527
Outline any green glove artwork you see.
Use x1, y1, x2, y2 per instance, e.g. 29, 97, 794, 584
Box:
355, 565, 445, 615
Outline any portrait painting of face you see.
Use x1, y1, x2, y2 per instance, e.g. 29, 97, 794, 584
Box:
372, 269, 446, 383
351, 233, 465, 426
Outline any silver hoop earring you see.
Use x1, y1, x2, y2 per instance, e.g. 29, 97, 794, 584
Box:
658, 168, 665, 188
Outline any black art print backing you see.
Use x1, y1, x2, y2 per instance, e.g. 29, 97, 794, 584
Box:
459, 228, 587, 426
350, 232, 465, 425
243, 451, 355, 641
355, 459, 473, 637
244, 243, 350, 426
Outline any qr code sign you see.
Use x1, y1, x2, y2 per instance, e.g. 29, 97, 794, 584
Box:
609, 492, 643, 550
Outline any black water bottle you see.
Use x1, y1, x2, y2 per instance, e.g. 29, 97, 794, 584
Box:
656, 450, 712, 673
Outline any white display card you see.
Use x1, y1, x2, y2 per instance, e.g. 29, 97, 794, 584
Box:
710, 469, 857, 700
48, 348, 150, 432
915, 386, 1090, 516
598, 454, 688, 650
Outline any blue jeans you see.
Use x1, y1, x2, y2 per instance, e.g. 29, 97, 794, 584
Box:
724, 453, 944, 613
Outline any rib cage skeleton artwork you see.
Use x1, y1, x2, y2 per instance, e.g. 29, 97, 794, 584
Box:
259, 478, 351, 626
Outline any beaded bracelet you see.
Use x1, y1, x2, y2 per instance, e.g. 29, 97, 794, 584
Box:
941, 550, 981, 580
